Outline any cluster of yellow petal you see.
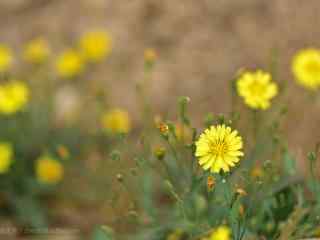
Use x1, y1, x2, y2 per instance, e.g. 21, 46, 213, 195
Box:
0, 81, 29, 115
237, 70, 278, 110
80, 30, 112, 63
0, 142, 13, 174
23, 37, 51, 64
292, 48, 320, 90
202, 226, 231, 240
36, 155, 64, 184
101, 109, 131, 134
195, 124, 243, 173
56, 49, 84, 78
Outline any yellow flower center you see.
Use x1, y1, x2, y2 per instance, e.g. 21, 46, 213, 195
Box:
248, 80, 265, 96
210, 140, 228, 158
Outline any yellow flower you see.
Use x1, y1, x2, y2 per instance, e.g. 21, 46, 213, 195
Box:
23, 37, 50, 64
56, 49, 84, 78
0, 45, 13, 72
195, 124, 243, 173
36, 155, 64, 184
166, 229, 184, 240
0, 81, 29, 115
0, 142, 13, 174
237, 70, 278, 110
101, 109, 131, 134
292, 48, 320, 90
80, 30, 112, 62
209, 226, 231, 240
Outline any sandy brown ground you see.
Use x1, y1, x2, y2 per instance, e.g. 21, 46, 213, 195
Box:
1, 0, 320, 239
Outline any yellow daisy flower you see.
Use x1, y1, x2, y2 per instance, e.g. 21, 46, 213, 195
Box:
292, 48, 320, 90
0, 142, 13, 174
0, 81, 29, 115
101, 109, 131, 134
0, 45, 13, 73
195, 124, 243, 173
209, 226, 231, 240
237, 70, 278, 110
80, 30, 112, 62
23, 37, 50, 64
36, 155, 64, 184
56, 49, 84, 78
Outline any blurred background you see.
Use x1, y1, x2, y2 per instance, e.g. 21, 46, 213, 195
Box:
1, 0, 320, 239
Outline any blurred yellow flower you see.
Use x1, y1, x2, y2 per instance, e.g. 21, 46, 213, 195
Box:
237, 70, 278, 110
195, 124, 243, 173
36, 155, 64, 184
209, 226, 231, 240
56, 49, 84, 78
292, 48, 320, 90
166, 229, 184, 240
101, 109, 131, 134
144, 48, 157, 62
0, 81, 29, 115
80, 30, 112, 62
23, 37, 50, 64
0, 45, 13, 72
0, 142, 13, 174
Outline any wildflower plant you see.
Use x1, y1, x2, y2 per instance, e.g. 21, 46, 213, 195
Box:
97, 50, 320, 240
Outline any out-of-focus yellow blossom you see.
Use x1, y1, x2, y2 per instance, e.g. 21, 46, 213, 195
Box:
208, 226, 231, 240
36, 155, 64, 184
80, 30, 112, 62
0, 81, 29, 115
292, 48, 320, 90
195, 124, 243, 173
144, 48, 157, 61
237, 70, 278, 110
101, 109, 131, 134
0, 142, 13, 174
56, 49, 84, 78
166, 229, 184, 240
23, 37, 50, 64
0, 45, 13, 72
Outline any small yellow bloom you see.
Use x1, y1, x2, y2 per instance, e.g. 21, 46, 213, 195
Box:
237, 70, 278, 110
195, 124, 243, 173
0, 142, 13, 174
167, 229, 184, 240
23, 37, 50, 64
0, 45, 13, 72
101, 109, 131, 134
292, 48, 320, 90
56, 49, 84, 78
36, 155, 64, 184
158, 122, 169, 136
80, 30, 112, 62
144, 48, 157, 62
0, 81, 29, 115
209, 226, 231, 240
